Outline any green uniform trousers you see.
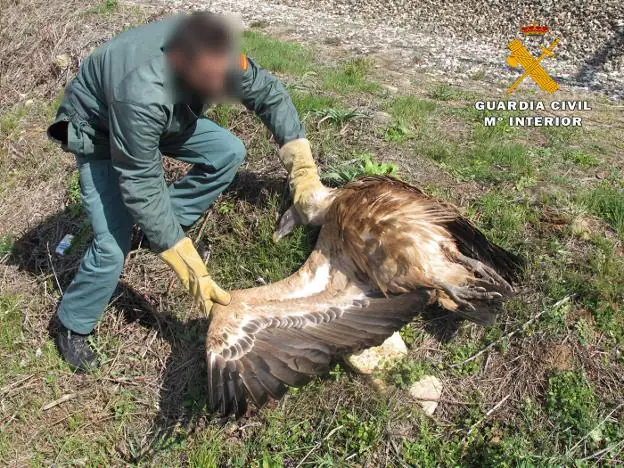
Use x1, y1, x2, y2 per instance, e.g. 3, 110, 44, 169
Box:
58, 118, 245, 334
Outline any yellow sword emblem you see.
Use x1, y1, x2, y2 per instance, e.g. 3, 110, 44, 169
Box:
506, 37, 559, 94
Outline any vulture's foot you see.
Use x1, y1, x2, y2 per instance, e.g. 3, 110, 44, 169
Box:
435, 282, 503, 311
456, 254, 514, 294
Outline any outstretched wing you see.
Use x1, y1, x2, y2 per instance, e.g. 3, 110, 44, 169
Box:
206, 288, 433, 417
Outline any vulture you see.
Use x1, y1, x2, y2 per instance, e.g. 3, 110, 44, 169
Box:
206, 176, 522, 417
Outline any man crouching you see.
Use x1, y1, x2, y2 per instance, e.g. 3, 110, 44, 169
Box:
47, 12, 322, 371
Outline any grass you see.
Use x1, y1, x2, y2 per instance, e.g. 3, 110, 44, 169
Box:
243, 31, 314, 76
0, 104, 28, 138
579, 183, 624, 236
85, 0, 118, 15
312, 107, 368, 127
385, 95, 436, 124
321, 58, 381, 94
208, 194, 316, 289
383, 95, 437, 142
0, 296, 23, 369
1, 2, 623, 466
66, 169, 83, 217
290, 92, 338, 115
0, 233, 13, 255
429, 83, 467, 101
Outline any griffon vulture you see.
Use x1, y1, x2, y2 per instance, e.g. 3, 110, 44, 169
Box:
205, 176, 522, 416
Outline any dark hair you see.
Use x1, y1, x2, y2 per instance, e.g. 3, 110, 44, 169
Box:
167, 12, 234, 58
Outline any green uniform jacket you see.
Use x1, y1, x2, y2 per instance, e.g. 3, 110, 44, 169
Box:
51, 15, 304, 251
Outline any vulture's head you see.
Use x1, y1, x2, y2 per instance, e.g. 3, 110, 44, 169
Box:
273, 185, 337, 242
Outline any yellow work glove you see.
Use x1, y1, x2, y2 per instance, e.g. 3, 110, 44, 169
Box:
160, 237, 231, 315
279, 138, 323, 223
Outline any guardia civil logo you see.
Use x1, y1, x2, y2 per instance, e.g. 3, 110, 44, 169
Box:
506, 24, 559, 94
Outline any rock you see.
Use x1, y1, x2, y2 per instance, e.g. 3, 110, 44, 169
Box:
372, 111, 392, 125
53, 54, 71, 70
345, 331, 407, 375
381, 83, 399, 94
409, 375, 443, 415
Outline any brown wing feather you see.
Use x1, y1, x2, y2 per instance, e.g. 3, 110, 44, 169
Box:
329, 176, 522, 310
330, 176, 463, 293
206, 289, 433, 417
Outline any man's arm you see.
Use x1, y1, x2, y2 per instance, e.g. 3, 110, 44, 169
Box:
108, 100, 184, 252
238, 57, 323, 223
238, 56, 304, 146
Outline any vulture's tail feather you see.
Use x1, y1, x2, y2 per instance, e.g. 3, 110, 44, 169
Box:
206, 353, 247, 418
443, 216, 524, 283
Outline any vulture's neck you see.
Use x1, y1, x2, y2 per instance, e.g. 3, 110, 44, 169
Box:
228, 236, 351, 305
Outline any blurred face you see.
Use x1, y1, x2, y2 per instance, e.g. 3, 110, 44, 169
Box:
171, 49, 231, 97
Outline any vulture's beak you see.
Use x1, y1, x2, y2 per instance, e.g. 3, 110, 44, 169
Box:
273, 205, 302, 242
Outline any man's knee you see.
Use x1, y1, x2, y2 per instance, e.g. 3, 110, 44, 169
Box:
227, 135, 246, 168
92, 233, 128, 272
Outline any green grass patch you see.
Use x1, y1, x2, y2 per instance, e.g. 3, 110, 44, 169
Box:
0, 233, 14, 255
0, 296, 23, 358
384, 120, 415, 142
547, 371, 597, 437
385, 95, 436, 125
563, 148, 600, 168
312, 107, 368, 127
66, 169, 83, 217
468, 192, 534, 249
322, 58, 380, 94
0, 104, 28, 138
579, 183, 624, 236
383, 95, 436, 142
243, 31, 314, 75
443, 141, 532, 184
85, 0, 118, 15
290, 91, 337, 115
541, 126, 581, 147
549, 238, 624, 343
209, 194, 316, 289
428, 83, 466, 101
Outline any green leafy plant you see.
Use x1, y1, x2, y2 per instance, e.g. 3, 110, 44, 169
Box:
546, 371, 597, 436
385, 358, 429, 389
384, 120, 415, 142
322, 154, 398, 185
312, 107, 368, 127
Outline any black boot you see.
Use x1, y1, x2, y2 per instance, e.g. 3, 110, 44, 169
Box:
54, 321, 99, 372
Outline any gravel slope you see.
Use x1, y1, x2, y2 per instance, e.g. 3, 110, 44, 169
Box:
139, 0, 623, 99
274, 0, 624, 65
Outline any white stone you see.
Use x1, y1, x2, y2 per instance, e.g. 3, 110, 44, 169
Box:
409, 375, 443, 415
345, 332, 407, 375
372, 111, 393, 125
381, 84, 399, 94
